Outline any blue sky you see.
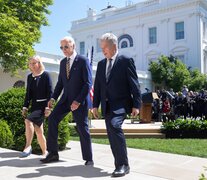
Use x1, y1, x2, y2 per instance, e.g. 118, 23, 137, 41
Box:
34, 0, 144, 55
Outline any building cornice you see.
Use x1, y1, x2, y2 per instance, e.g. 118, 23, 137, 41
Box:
70, 0, 205, 34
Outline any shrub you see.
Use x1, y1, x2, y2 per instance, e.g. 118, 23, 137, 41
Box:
0, 88, 26, 150
162, 119, 207, 138
0, 87, 70, 152
0, 119, 14, 148
58, 113, 71, 150
69, 125, 78, 136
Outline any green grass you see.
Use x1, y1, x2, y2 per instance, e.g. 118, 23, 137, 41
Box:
70, 137, 207, 158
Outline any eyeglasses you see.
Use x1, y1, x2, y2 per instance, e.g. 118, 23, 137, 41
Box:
60, 45, 69, 50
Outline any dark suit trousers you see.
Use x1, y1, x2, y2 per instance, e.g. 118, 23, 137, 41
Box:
105, 102, 129, 168
47, 100, 93, 161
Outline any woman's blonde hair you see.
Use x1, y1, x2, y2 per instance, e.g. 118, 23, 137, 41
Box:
28, 55, 45, 72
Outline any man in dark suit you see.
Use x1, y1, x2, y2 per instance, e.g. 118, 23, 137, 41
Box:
41, 36, 93, 166
92, 33, 141, 177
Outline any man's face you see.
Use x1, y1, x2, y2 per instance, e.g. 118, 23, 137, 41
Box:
100, 40, 116, 59
60, 40, 74, 57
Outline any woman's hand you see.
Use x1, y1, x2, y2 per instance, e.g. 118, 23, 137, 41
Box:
22, 109, 28, 118
44, 107, 51, 117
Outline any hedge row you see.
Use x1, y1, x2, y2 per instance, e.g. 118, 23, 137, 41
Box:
162, 119, 207, 138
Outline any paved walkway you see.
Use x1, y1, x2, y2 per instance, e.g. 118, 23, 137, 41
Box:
0, 141, 207, 180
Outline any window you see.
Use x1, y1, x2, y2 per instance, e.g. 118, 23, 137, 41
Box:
118, 34, 133, 49
175, 22, 184, 40
203, 21, 207, 40
175, 55, 185, 63
203, 51, 207, 73
96, 38, 102, 53
148, 57, 158, 63
13, 80, 25, 88
149, 27, 157, 44
80, 41, 85, 55
121, 41, 128, 48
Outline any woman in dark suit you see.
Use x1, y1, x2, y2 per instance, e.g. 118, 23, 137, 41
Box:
21, 56, 53, 157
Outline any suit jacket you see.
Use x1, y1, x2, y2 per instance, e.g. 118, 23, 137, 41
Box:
93, 54, 141, 116
52, 55, 92, 109
23, 71, 53, 108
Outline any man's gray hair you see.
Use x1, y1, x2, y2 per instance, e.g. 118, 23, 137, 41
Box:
100, 33, 118, 46
61, 36, 75, 46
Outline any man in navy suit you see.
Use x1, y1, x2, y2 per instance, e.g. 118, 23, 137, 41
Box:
41, 36, 93, 165
92, 33, 141, 177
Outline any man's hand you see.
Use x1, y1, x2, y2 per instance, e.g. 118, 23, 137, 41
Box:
70, 101, 80, 111
92, 108, 99, 119
48, 99, 55, 109
131, 108, 139, 118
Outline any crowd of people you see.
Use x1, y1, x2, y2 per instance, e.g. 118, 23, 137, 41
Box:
152, 86, 207, 122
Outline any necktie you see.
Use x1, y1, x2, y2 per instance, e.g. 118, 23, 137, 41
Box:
66, 58, 70, 79
106, 59, 112, 82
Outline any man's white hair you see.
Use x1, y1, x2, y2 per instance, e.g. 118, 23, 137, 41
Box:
61, 36, 75, 46
100, 33, 118, 46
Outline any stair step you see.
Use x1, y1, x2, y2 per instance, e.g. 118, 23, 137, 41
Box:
90, 133, 165, 138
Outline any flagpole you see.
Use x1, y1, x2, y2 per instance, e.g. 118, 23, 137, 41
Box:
88, 46, 94, 128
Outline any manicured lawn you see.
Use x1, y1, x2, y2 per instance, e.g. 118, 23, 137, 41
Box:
70, 137, 207, 158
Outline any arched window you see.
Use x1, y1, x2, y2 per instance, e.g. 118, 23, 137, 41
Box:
121, 41, 128, 48
118, 34, 133, 49
13, 80, 25, 88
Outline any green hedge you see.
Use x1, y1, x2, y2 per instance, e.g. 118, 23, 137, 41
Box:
0, 119, 14, 148
0, 87, 71, 153
162, 119, 207, 138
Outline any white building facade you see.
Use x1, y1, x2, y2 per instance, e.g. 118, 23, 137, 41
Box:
69, 0, 207, 92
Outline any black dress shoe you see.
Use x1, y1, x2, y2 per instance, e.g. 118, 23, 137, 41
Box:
85, 160, 94, 166
40, 152, 59, 163
111, 165, 130, 177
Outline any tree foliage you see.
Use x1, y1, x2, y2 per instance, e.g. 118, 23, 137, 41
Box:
0, 0, 53, 75
188, 69, 207, 91
148, 55, 207, 91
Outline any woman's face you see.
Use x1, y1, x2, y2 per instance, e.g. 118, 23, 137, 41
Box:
28, 59, 40, 73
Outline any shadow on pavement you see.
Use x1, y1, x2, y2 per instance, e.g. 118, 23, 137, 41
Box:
0, 158, 49, 168
17, 165, 111, 178
0, 152, 21, 158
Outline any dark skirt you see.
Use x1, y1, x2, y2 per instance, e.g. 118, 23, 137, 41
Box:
27, 109, 44, 127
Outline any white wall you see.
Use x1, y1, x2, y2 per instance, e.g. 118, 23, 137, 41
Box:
0, 70, 26, 93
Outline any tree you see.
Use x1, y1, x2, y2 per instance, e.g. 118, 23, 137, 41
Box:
148, 55, 191, 91
168, 60, 191, 91
0, 0, 53, 75
188, 69, 207, 91
148, 55, 172, 87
